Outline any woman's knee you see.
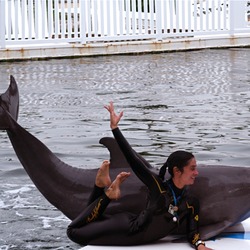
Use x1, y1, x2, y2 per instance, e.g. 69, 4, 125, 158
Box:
67, 226, 88, 246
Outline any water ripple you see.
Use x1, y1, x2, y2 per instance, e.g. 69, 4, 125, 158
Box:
0, 48, 250, 248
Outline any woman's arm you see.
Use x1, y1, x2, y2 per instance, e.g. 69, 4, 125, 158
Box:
104, 102, 164, 194
187, 197, 213, 250
104, 102, 153, 176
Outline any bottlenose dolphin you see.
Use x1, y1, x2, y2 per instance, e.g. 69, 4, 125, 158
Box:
0, 76, 249, 243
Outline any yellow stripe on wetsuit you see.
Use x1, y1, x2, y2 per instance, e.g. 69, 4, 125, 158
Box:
152, 175, 167, 194
86, 198, 103, 223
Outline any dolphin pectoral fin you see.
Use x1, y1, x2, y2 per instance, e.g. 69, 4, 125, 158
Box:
0, 75, 19, 121
200, 220, 233, 240
222, 222, 245, 233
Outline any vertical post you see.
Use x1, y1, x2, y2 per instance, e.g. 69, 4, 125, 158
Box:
47, 0, 53, 38
54, 0, 59, 39
106, 0, 111, 36
230, 0, 247, 34
35, 0, 39, 39
80, 0, 87, 44
0, 0, 6, 48
131, 0, 136, 35
92, 0, 96, 36
125, 0, 130, 35
113, 0, 118, 36
156, 0, 162, 40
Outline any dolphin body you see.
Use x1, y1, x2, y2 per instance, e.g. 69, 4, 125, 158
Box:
0, 76, 249, 244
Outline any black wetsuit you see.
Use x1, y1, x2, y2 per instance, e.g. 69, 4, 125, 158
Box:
67, 128, 202, 248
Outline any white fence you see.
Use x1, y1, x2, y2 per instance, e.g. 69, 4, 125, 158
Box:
0, 0, 250, 49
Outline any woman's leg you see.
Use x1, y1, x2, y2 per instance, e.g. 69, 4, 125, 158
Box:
67, 170, 130, 244
67, 212, 131, 245
68, 194, 110, 228
87, 160, 111, 205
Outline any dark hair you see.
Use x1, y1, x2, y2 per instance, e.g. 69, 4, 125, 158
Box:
158, 150, 194, 180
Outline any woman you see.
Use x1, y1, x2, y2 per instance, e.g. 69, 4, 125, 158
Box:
67, 102, 212, 250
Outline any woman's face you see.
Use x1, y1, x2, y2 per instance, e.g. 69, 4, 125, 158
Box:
180, 158, 199, 186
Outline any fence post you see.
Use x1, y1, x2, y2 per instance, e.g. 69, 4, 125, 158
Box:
230, 0, 247, 34
80, 0, 87, 44
155, 0, 162, 41
0, 0, 6, 49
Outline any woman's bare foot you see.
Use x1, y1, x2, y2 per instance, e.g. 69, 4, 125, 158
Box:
105, 172, 131, 200
95, 160, 112, 188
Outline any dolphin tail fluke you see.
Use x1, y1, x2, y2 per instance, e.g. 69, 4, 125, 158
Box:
0, 75, 19, 128
0, 107, 13, 130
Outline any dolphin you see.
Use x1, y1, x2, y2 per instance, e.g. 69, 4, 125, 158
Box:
0, 75, 249, 243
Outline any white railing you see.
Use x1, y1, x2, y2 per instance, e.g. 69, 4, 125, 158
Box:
0, 0, 249, 49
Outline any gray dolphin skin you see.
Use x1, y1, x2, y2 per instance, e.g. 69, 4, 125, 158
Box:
0, 76, 249, 243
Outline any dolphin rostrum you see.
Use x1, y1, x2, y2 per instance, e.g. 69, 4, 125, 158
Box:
0, 76, 249, 243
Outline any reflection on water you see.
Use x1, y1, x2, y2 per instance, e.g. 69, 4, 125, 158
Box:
0, 48, 250, 249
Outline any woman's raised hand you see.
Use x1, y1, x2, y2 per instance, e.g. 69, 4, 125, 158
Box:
104, 101, 123, 130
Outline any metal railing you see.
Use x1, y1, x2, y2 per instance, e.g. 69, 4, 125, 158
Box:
0, 0, 249, 49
